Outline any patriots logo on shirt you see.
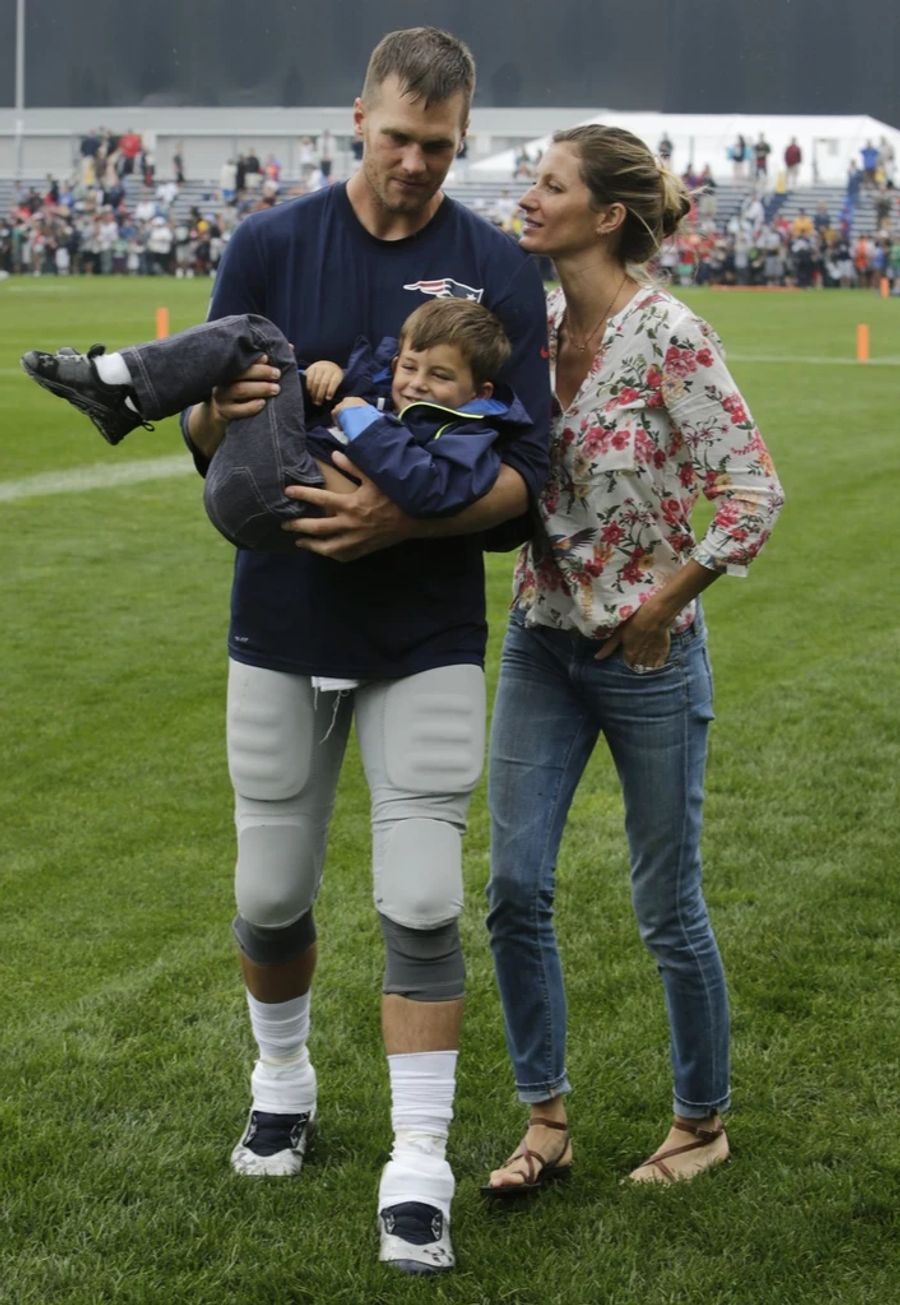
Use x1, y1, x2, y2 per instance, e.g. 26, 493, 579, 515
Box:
403, 277, 484, 302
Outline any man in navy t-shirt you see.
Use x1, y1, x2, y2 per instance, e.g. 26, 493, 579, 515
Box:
182, 27, 550, 1277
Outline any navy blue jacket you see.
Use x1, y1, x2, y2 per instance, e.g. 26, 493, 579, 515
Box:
306, 335, 534, 517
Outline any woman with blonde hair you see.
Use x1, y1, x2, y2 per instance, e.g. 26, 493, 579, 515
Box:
483, 125, 784, 1194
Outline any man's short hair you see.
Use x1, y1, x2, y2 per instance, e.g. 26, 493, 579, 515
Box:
399, 298, 510, 388
362, 27, 475, 118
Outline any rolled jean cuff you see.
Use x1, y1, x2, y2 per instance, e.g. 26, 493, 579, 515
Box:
673, 1090, 731, 1119
516, 1072, 572, 1106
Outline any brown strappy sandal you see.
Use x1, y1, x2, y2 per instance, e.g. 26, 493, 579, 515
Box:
481, 1116, 573, 1199
629, 1118, 729, 1184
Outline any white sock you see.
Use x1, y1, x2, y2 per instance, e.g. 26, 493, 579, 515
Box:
93, 351, 134, 387
246, 990, 317, 1115
378, 1051, 457, 1219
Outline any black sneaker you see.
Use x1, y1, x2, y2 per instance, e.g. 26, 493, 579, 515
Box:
230, 1106, 317, 1177
378, 1202, 455, 1275
21, 344, 153, 445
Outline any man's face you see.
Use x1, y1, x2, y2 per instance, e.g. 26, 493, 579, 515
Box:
354, 74, 467, 216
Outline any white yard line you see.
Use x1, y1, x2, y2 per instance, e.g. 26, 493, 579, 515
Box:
726, 353, 900, 366
0, 455, 194, 503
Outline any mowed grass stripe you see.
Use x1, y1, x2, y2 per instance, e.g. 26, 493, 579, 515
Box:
0, 454, 194, 501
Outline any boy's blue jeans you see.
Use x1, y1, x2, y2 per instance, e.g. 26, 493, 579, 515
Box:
486, 607, 731, 1119
121, 313, 323, 551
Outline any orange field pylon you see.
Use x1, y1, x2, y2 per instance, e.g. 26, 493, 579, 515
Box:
856, 323, 870, 363
155, 306, 170, 339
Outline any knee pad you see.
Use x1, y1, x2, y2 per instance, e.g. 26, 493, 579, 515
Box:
374, 817, 463, 930
233, 908, 317, 965
379, 913, 465, 1002
234, 819, 322, 931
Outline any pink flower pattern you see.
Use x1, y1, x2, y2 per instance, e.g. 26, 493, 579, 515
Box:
513, 288, 785, 640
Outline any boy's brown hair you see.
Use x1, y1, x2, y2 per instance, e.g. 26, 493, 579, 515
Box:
399, 298, 511, 388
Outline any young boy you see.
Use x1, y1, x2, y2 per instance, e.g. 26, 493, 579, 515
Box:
21, 298, 533, 551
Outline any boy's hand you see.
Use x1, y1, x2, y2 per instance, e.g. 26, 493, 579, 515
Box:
306, 360, 344, 405
332, 396, 368, 418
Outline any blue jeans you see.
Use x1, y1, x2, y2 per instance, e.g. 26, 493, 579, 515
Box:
486, 607, 731, 1118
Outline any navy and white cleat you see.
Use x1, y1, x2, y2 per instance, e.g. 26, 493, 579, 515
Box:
378, 1201, 455, 1275
230, 1106, 316, 1177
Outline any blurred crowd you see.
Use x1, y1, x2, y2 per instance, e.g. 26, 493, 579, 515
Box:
2, 125, 899, 292
0, 127, 338, 279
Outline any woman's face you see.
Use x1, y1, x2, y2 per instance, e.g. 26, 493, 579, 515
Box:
518, 142, 603, 259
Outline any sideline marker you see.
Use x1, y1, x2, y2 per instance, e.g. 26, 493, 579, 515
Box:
880, 277, 890, 299
856, 323, 870, 363
155, 306, 170, 339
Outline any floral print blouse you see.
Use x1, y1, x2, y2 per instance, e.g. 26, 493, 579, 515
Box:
513, 286, 785, 639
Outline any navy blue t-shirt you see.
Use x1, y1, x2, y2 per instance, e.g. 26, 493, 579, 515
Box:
196, 184, 550, 679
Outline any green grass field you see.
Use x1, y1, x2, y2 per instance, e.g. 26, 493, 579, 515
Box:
1, 278, 898, 1304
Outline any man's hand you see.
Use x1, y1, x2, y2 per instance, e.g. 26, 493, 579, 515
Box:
211, 354, 283, 422
282, 450, 413, 560
188, 354, 284, 460
305, 359, 344, 406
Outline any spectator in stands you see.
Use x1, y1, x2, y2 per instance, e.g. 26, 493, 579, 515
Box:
784, 138, 802, 189
860, 141, 879, 186
697, 165, 717, 224
854, 234, 873, 287
173, 142, 186, 184
792, 208, 813, 239
157, 177, 179, 210
874, 189, 893, 235
146, 214, 174, 275
813, 199, 831, 235
657, 132, 673, 165
317, 130, 334, 181
879, 136, 896, 186
244, 148, 262, 190
730, 133, 747, 179
118, 129, 143, 177
762, 226, 785, 285
888, 239, 900, 292
141, 148, 156, 190
754, 133, 771, 180
220, 158, 238, 204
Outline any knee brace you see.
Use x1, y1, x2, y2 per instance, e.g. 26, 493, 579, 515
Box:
233, 907, 317, 965
234, 818, 322, 931
373, 817, 464, 930
379, 913, 465, 1002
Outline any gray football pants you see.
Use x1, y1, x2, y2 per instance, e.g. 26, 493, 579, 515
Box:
227, 659, 486, 984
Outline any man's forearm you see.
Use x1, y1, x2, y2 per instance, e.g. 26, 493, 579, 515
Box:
408, 465, 529, 539
186, 400, 227, 462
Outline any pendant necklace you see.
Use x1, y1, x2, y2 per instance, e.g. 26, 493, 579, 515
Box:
563, 273, 629, 352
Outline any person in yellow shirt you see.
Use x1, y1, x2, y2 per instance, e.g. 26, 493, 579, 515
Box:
792, 209, 814, 238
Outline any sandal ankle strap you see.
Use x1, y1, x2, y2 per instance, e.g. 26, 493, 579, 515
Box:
529, 1116, 568, 1131
672, 1119, 725, 1144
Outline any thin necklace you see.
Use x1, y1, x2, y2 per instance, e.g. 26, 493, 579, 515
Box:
563, 273, 629, 352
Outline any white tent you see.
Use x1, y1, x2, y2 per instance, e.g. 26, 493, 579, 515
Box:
471, 112, 900, 185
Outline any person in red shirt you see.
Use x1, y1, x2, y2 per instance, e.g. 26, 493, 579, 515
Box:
118, 129, 143, 177
784, 138, 802, 189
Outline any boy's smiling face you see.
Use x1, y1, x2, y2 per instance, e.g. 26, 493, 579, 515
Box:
391, 340, 493, 412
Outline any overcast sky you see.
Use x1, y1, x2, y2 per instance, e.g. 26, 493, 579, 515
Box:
2, 0, 897, 128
